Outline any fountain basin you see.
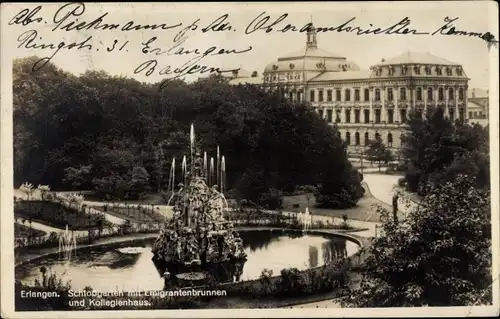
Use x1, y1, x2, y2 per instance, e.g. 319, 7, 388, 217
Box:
15, 229, 361, 292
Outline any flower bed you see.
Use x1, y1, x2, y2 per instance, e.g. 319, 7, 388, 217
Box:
14, 201, 110, 230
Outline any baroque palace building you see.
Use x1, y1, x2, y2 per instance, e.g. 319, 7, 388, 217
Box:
229, 26, 470, 155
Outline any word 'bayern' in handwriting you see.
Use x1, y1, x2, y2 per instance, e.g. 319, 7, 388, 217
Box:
134, 59, 239, 91
16, 30, 92, 72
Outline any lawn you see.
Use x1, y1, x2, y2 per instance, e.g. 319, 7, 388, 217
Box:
90, 205, 167, 224
14, 223, 46, 238
14, 201, 111, 231
281, 186, 391, 223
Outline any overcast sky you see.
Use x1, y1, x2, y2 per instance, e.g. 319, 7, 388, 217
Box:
2, 1, 497, 89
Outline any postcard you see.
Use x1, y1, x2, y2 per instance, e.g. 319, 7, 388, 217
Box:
1, 1, 499, 318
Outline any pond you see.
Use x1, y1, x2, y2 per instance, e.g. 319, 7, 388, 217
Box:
16, 230, 359, 292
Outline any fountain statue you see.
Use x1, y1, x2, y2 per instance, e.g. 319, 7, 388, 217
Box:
58, 225, 77, 266
152, 124, 247, 287
298, 207, 312, 231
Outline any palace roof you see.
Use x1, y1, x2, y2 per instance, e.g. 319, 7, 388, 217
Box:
377, 52, 459, 66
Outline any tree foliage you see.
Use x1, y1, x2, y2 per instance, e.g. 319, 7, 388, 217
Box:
402, 107, 489, 195
14, 57, 360, 206
343, 175, 492, 307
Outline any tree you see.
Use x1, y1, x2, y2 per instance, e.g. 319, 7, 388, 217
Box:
343, 175, 492, 307
63, 165, 92, 192
365, 137, 393, 172
402, 107, 489, 194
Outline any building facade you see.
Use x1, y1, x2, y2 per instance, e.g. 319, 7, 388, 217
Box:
230, 27, 470, 155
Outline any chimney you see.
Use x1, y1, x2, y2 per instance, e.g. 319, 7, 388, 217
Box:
251, 71, 258, 78
232, 70, 239, 78
472, 88, 475, 98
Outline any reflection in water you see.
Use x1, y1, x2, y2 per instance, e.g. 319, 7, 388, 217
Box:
308, 246, 319, 268
16, 231, 358, 292
322, 240, 348, 264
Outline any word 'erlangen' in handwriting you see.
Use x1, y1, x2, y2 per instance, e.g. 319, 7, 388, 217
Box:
141, 36, 252, 59
433, 17, 497, 43
9, 6, 43, 26
245, 12, 429, 36
134, 58, 239, 91
17, 30, 92, 72
52, 2, 182, 32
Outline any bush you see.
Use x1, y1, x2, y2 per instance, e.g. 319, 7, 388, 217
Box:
397, 177, 406, 187
292, 203, 300, 208
405, 167, 421, 192
258, 188, 283, 210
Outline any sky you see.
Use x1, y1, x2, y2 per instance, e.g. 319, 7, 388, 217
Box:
2, 1, 497, 90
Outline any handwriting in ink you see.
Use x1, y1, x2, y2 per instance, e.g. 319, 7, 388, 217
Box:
16, 30, 92, 72
141, 36, 252, 58
9, 6, 43, 26
201, 14, 233, 32
245, 12, 288, 34
246, 12, 429, 36
52, 2, 182, 32
433, 17, 498, 44
106, 40, 129, 52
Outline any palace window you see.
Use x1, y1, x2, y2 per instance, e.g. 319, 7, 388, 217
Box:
425, 66, 431, 75
427, 87, 433, 101
355, 89, 360, 101
449, 109, 455, 121
448, 88, 454, 100
401, 65, 408, 75
345, 109, 351, 123
364, 109, 370, 123
375, 132, 381, 140
336, 89, 341, 101
336, 110, 341, 123
354, 109, 360, 123
438, 87, 444, 100
364, 88, 370, 101
327, 90, 332, 101
457, 68, 463, 76
376, 69, 382, 76
416, 87, 422, 101
436, 67, 442, 76
364, 132, 370, 145
327, 109, 333, 123
458, 88, 464, 100
400, 88, 406, 100
459, 108, 465, 121
469, 111, 473, 118
400, 109, 407, 123
310, 90, 315, 102
375, 109, 381, 123
375, 89, 381, 101
388, 67, 394, 76
319, 90, 324, 102
346, 132, 351, 145
446, 68, 452, 76
387, 133, 393, 147
414, 66, 421, 75
387, 88, 393, 101
388, 109, 394, 123
355, 132, 360, 146
345, 89, 351, 101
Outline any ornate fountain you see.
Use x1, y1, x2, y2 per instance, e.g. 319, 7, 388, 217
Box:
151, 124, 247, 287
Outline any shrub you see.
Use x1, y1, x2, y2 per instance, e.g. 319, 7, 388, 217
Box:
405, 167, 421, 192
397, 177, 406, 187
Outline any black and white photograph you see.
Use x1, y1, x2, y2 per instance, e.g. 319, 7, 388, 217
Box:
1, 1, 498, 318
